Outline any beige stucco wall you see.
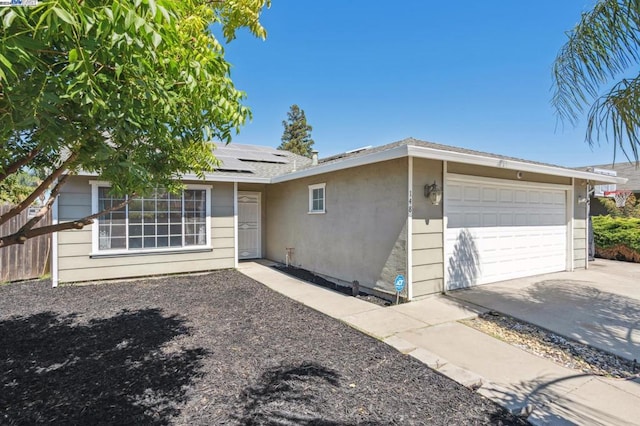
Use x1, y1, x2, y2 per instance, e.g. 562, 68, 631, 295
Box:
56, 176, 235, 283
265, 158, 408, 296
411, 158, 444, 296
573, 179, 588, 269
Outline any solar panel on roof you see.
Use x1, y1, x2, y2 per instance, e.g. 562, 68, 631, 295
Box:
215, 156, 256, 172
224, 143, 281, 153
242, 152, 289, 163
214, 144, 291, 164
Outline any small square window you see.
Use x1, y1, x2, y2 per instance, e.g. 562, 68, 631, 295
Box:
308, 183, 326, 214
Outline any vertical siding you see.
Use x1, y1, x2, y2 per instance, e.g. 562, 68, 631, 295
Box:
266, 158, 408, 296
411, 158, 444, 296
57, 177, 235, 283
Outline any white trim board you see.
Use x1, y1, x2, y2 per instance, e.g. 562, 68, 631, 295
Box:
407, 156, 413, 300
273, 145, 626, 185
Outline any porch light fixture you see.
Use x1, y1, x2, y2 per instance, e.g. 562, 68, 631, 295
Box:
424, 181, 443, 205
577, 195, 588, 204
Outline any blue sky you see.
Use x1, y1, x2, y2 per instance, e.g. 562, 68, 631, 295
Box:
219, 1, 615, 167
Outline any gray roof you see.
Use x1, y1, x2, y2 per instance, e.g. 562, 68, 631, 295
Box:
579, 161, 640, 190
185, 138, 624, 185
311, 137, 571, 170
199, 143, 312, 181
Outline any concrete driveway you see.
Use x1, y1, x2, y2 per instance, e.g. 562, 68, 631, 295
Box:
448, 259, 640, 362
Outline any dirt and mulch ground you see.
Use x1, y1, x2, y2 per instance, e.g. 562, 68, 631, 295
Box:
274, 265, 392, 307
0, 270, 527, 425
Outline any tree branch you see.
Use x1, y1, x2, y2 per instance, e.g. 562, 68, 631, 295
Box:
17, 174, 69, 234
0, 147, 41, 183
0, 197, 131, 249
0, 153, 78, 227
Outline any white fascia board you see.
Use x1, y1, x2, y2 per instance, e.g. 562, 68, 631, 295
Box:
271, 145, 409, 183
406, 145, 628, 185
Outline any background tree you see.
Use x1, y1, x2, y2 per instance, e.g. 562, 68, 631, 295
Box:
552, 0, 640, 163
0, 171, 40, 205
598, 193, 640, 218
278, 104, 314, 157
0, 0, 269, 248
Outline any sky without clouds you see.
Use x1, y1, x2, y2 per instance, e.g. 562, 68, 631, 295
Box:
218, 1, 618, 167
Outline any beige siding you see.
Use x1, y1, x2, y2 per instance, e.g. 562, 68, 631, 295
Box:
57, 176, 235, 283
411, 158, 444, 296
266, 158, 408, 296
573, 179, 588, 269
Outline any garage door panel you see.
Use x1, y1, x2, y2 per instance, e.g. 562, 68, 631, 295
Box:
445, 179, 567, 290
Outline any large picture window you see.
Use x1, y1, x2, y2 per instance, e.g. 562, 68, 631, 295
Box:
92, 184, 210, 254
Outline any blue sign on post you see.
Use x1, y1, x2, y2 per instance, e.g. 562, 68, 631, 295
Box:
394, 274, 405, 292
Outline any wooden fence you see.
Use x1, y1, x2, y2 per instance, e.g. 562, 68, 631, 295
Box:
0, 204, 51, 283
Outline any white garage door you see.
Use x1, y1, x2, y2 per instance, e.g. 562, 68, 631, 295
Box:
444, 176, 567, 290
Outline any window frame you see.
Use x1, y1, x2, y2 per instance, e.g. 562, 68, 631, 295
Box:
308, 183, 326, 214
90, 181, 211, 256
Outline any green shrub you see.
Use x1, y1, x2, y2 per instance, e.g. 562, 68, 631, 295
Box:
592, 216, 640, 262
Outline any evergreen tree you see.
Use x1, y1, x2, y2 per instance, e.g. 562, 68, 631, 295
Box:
278, 105, 314, 157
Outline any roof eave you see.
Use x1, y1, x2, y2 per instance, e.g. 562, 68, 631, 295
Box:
271, 144, 627, 185
271, 145, 409, 183
407, 146, 628, 185
75, 170, 272, 184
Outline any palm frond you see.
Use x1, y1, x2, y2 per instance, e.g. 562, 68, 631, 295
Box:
552, 0, 640, 125
586, 74, 640, 162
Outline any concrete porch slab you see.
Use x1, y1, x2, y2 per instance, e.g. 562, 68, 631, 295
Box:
390, 294, 487, 325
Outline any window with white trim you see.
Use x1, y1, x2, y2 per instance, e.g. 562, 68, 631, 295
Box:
93, 184, 210, 253
308, 183, 326, 214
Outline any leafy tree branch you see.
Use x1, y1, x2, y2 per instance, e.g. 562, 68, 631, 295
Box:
0, 0, 270, 247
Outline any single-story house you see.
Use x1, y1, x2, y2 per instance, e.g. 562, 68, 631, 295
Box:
577, 162, 639, 216
52, 138, 625, 300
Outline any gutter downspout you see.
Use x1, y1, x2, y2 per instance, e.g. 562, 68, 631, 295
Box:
407, 156, 413, 301
51, 182, 59, 288
233, 182, 238, 268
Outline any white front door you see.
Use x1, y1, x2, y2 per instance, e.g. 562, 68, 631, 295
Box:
444, 175, 568, 290
238, 192, 261, 259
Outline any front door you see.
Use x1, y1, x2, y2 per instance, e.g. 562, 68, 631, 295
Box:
238, 192, 261, 259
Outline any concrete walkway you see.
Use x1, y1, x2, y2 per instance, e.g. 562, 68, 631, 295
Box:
238, 261, 640, 426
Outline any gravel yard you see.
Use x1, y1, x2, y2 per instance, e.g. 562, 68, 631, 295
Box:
462, 312, 639, 379
0, 270, 526, 425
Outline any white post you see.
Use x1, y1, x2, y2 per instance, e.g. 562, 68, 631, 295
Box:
407, 156, 413, 301
51, 187, 59, 288
441, 160, 448, 293
233, 182, 238, 268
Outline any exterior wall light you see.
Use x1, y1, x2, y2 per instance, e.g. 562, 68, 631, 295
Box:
424, 181, 443, 205
577, 195, 588, 204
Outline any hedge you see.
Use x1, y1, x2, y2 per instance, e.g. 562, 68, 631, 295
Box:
592, 216, 640, 262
